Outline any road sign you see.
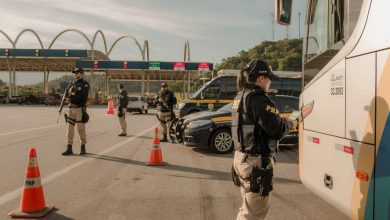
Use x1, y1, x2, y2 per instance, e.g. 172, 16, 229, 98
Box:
198, 62, 210, 71
149, 62, 160, 70
173, 62, 185, 71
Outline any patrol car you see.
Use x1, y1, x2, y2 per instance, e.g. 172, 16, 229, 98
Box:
172, 95, 299, 154
176, 75, 237, 118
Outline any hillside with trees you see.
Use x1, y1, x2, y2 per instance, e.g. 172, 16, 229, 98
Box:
216, 38, 303, 71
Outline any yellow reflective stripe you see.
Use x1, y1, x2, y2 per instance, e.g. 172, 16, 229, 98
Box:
24, 177, 42, 188
211, 116, 232, 122
184, 99, 233, 104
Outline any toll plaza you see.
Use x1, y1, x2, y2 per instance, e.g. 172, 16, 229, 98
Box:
0, 48, 213, 100
76, 60, 213, 97
0, 48, 108, 97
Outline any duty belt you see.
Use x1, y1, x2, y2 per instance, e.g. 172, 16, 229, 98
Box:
69, 104, 84, 108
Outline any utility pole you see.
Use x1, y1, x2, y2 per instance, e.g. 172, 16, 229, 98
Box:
271, 12, 275, 41
298, 12, 301, 39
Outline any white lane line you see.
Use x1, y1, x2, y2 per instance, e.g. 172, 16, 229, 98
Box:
0, 124, 62, 136
0, 124, 157, 206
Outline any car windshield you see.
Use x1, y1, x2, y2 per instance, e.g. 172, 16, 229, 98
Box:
128, 97, 139, 102
217, 103, 233, 112
190, 81, 211, 99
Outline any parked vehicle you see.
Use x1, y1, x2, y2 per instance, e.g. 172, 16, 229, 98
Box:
176, 73, 301, 118
127, 95, 148, 114
170, 95, 299, 154
45, 94, 61, 106
18, 95, 45, 105
8, 95, 22, 104
0, 95, 6, 104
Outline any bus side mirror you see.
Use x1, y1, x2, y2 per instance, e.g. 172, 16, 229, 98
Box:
275, 0, 292, 25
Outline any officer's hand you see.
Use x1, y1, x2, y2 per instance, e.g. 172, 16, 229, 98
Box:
289, 118, 298, 130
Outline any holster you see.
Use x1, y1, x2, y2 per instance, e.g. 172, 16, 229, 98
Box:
118, 108, 123, 118
81, 108, 89, 123
231, 165, 241, 187
250, 166, 274, 197
64, 113, 68, 123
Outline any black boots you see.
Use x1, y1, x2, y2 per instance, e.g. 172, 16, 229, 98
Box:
79, 144, 86, 155
160, 134, 168, 142
62, 144, 86, 156
62, 144, 73, 156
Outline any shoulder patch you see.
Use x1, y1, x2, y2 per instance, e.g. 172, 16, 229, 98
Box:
265, 105, 279, 114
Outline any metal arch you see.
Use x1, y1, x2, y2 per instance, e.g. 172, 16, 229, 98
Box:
108, 35, 144, 60
184, 40, 190, 62
0, 29, 14, 47
48, 28, 92, 49
143, 40, 149, 61
14, 29, 44, 49
91, 30, 108, 56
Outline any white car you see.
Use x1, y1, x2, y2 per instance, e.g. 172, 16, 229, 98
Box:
127, 95, 148, 114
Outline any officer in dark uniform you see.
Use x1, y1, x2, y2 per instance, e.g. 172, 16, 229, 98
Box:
156, 82, 176, 142
117, 84, 128, 136
62, 68, 90, 156
231, 59, 297, 219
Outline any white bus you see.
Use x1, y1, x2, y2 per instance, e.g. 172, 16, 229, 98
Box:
275, 0, 390, 219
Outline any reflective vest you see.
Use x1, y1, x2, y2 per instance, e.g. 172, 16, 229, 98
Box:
231, 89, 274, 156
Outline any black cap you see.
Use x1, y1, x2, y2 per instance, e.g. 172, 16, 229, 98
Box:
118, 84, 124, 89
72, 68, 84, 74
244, 59, 280, 81
161, 82, 168, 88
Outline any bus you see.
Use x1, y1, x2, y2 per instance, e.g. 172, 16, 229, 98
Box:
275, 0, 390, 219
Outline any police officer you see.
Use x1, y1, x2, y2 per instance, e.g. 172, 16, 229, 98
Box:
231, 59, 297, 219
62, 68, 90, 156
117, 84, 128, 136
156, 82, 176, 142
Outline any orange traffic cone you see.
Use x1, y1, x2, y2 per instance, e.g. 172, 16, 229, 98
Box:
8, 147, 54, 218
107, 99, 114, 115
147, 127, 166, 166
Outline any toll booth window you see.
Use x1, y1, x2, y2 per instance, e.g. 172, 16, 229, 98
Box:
201, 85, 221, 99
224, 84, 237, 99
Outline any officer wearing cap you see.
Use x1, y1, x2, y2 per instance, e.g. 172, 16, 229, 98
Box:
117, 83, 128, 136
156, 82, 177, 142
62, 68, 90, 156
231, 59, 297, 219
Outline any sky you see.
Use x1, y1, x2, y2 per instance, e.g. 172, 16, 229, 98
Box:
0, 0, 307, 85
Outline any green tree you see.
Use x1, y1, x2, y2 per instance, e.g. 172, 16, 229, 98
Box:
217, 38, 303, 72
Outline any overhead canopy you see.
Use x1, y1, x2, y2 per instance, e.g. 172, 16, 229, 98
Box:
76, 60, 214, 81
0, 48, 108, 72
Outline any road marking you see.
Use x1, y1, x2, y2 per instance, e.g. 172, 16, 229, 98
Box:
0, 124, 157, 206
0, 124, 62, 136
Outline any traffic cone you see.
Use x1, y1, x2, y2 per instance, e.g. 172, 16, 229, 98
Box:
147, 127, 166, 166
107, 99, 114, 114
8, 147, 54, 218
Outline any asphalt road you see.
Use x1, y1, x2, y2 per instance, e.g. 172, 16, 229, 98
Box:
0, 105, 348, 220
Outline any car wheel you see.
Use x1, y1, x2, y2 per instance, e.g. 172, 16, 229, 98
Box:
210, 128, 233, 154
139, 108, 143, 114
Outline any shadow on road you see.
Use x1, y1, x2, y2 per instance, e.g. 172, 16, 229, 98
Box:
83, 153, 301, 185
192, 147, 234, 158
43, 208, 75, 220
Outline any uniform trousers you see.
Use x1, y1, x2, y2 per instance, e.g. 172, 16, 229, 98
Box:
233, 151, 274, 220
66, 107, 86, 145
